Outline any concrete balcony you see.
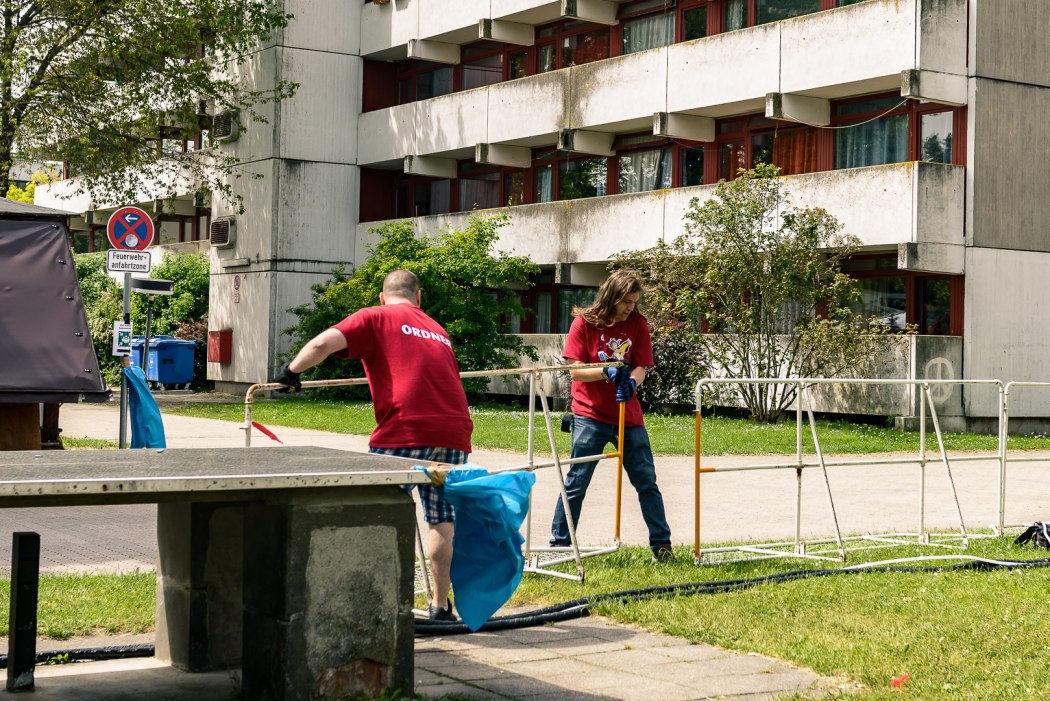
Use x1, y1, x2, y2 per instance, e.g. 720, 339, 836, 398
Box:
361, 1, 564, 60
356, 162, 964, 274
357, 0, 967, 163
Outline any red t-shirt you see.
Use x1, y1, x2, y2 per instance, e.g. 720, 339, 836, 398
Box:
332, 304, 472, 452
562, 312, 654, 428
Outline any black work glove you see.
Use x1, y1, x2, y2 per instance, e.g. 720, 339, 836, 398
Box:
270, 363, 302, 393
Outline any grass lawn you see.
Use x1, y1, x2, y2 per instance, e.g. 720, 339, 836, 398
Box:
511, 535, 1050, 700
11, 537, 1049, 700
0, 573, 155, 640
170, 398, 1050, 456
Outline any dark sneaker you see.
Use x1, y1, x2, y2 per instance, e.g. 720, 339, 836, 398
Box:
428, 599, 458, 623
652, 544, 675, 563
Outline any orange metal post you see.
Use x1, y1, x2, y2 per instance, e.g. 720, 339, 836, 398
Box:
614, 402, 626, 542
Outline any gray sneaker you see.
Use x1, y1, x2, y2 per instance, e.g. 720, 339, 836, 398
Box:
428, 599, 458, 623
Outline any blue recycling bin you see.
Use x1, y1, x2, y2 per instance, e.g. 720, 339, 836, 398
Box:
130, 336, 196, 387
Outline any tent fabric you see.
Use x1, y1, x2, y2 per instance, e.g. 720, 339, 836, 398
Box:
122, 366, 166, 449
0, 218, 110, 403
438, 466, 537, 632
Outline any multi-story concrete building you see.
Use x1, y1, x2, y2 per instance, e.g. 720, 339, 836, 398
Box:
51, 0, 1050, 430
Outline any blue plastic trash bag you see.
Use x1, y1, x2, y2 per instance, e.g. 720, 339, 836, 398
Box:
122, 366, 166, 449
439, 466, 536, 631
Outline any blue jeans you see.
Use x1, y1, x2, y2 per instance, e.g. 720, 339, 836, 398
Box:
550, 415, 671, 551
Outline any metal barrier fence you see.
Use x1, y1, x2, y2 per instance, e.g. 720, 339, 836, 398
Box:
243, 363, 628, 584
1000, 381, 1050, 531
692, 377, 1007, 564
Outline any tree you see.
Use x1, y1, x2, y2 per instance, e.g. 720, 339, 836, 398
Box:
284, 212, 540, 395
617, 164, 900, 422
0, 1, 294, 208
5, 168, 55, 202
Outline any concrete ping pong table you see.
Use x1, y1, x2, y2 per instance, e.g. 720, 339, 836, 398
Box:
0, 446, 430, 700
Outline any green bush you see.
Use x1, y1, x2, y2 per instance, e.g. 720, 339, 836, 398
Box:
129, 250, 212, 390
283, 212, 539, 396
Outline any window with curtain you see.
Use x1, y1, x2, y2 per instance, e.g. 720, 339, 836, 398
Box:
538, 43, 557, 73
724, 0, 747, 31
834, 113, 908, 169
618, 148, 672, 193
622, 13, 674, 54
462, 53, 502, 90
535, 165, 554, 202
750, 127, 819, 175
559, 158, 607, 200
533, 291, 552, 333
849, 276, 907, 331
556, 288, 597, 333
459, 171, 500, 211
408, 180, 451, 217
720, 141, 746, 179
756, 0, 821, 25
920, 111, 954, 164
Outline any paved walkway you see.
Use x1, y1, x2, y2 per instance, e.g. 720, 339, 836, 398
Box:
6, 394, 1047, 699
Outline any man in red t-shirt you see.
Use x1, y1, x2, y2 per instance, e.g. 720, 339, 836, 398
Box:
550, 270, 673, 562
270, 269, 472, 621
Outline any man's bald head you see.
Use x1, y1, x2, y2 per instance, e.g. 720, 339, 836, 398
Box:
382, 269, 421, 304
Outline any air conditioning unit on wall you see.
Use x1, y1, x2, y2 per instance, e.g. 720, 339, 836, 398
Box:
210, 217, 236, 248
212, 111, 240, 143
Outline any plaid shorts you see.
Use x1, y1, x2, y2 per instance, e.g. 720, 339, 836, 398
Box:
369, 446, 468, 524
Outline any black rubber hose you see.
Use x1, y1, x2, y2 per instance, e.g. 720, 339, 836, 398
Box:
0, 644, 155, 668
415, 556, 1050, 636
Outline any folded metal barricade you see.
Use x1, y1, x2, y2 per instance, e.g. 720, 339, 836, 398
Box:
692, 377, 1004, 565
242, 362, 628, 591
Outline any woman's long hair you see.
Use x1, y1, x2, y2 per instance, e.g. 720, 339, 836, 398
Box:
575, 270, 644, 327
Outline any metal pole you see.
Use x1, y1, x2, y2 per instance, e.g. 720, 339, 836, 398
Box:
119, 272, 131, 449
7, 532, 39, 692
794, 381, 803, 554
524, 371, 536, 560
693, 406, 701, 563
924, 384, 968, 547
142, 296, 153, 372
919, 382, 927, 543
998, 384, 1009, 534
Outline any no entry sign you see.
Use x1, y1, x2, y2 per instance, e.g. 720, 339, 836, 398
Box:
107, 206, 155, 251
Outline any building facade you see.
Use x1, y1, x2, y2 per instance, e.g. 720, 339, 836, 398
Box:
144, 0, 1050, 428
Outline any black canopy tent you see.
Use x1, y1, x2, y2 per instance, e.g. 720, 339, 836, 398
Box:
0, 200, 111, 449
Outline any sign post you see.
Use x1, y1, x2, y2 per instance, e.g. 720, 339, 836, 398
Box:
107, 207, 156, 449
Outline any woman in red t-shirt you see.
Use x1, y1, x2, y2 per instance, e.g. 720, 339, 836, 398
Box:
550, 270, 673, 561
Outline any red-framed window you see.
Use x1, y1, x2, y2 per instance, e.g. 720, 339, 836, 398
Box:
615, 0, 710, 55
535, 19, 611, 73
832, 93, 966, 169
509, 269, 598, 334
841, 254, 964, 336
532, 148, 610, 202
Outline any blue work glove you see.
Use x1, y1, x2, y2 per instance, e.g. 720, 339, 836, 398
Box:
602, 365, 620, 382
270, 363, 302, 393
616, 374, 637, 403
